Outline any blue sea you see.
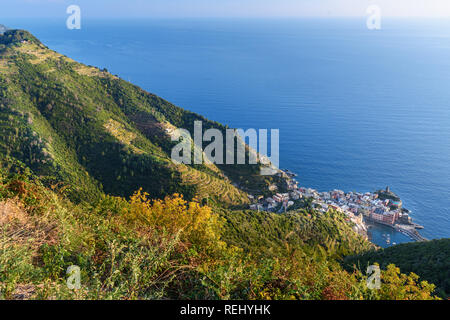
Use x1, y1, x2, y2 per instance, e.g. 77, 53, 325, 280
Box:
3, 18, 449, 247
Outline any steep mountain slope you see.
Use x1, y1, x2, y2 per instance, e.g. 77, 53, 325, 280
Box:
0, 29, 283, 205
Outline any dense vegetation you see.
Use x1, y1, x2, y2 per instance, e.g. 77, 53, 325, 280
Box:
0, 29, 446, 300
0, 169, 440, 300
344, 239, 450, 298
0, 29, 282, 206
218, 208, 374, 259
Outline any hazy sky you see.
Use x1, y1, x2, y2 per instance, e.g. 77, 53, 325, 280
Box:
1, 0, 450, 18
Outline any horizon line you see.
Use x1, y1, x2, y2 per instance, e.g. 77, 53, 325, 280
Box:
3, 15, 450, 20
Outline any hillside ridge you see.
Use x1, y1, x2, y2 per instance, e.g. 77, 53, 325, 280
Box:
0, 29, 285, 206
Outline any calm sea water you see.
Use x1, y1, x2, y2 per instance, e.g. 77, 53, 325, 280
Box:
3, 18, 449, 247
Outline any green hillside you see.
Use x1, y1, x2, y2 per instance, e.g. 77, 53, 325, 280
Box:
344, 239, 450, 298
0, 29, 446, 300
0, 169, 440, 300
0, 29, 282, 206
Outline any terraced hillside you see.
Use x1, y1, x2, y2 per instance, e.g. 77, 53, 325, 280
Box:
0, 29, 285, 206
176, 164, 249, 206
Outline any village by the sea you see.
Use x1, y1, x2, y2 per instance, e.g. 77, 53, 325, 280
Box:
246, 169, 426, 247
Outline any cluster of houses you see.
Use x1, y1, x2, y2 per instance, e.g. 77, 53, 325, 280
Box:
248, 171, 415, 238
315, 188, 411, 227
249, 193, 293, 213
